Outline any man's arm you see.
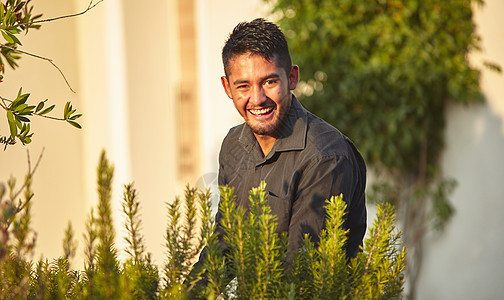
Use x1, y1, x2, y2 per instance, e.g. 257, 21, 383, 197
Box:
287, 154, 366, 259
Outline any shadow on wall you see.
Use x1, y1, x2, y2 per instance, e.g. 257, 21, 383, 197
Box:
418, 101, 504, 300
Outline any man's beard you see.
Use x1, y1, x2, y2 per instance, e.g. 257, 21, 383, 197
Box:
247, 103, 290, 136
248, 119, 279, 136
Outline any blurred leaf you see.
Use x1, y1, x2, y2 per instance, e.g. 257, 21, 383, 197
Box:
69, 113, 82, 120
15, 116, 23, 129
1, 29, 15, 44
483, 61, 502, 73
67, 120, 81, 129
17, 115, 30, 122
14, 103, 27, 113
35, 101, 44, 113
39, 105, 55, 115
64, 101, 71, 118
7, 110, 17, 137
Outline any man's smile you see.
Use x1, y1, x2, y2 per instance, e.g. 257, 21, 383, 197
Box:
248, 106, 275, 117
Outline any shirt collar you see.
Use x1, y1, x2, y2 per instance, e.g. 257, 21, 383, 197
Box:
238, 94, 308, 156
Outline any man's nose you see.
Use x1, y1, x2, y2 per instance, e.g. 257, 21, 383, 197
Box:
250, 85, 267, 105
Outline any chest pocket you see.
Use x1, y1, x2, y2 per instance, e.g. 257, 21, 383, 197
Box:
266, 191, 291, 234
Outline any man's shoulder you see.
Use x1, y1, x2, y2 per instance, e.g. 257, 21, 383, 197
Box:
219, 123, 247, 157
304, 112, 356, 159
223, 123, 245, 142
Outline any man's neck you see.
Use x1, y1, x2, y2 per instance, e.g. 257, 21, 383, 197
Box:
254, 134, 276, 158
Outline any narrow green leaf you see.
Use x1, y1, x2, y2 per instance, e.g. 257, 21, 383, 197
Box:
17, 93, 29, 105
9, 100, 19, 110
14, 103, 27, 113
19, 105, 35, 115
39, 105, 55, 115
8, 14, 17, 28
67, 120, 82, 129
64, 102, 73, 119
4, 5, 11, 24
7, 32, 21, 45
67, 108, 76, 118
7, 110, 17, 138
20, 135, 31, 145
14, 2, 25, 13
35, 101, 45, 113
64, 101, 70, 115
483, 61, 502, 73
69, 114, 82, 120
7, 110, 15, 123
22, 123, 31, 136
4, 53, 19, 69
15, 117, 22, 129
1, 30, 14, 44
17, 115, 30, 122
17, 105, 35, 115
6, 27, 21, 35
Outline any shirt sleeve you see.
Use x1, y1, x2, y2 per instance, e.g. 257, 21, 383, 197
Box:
288, 154, 367, 259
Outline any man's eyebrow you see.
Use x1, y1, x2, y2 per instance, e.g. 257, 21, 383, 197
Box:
262, 73, 281, 81
233, 79, 249, 86
232, 73, 281, 86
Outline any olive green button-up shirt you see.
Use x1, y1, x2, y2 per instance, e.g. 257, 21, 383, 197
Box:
217, 95, 367, 257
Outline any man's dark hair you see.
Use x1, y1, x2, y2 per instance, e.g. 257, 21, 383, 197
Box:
222, 18, 292, 77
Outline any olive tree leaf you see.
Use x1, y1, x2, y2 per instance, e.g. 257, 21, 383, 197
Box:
67, 120, 81, 129
39, 105, 55, 115
35, 101, 44, 113
7, 110, 17, 138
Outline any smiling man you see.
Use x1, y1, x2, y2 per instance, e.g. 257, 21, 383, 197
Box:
190, 18, 367, 287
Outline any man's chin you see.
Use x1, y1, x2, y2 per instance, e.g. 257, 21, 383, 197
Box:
248, 122, 278, 137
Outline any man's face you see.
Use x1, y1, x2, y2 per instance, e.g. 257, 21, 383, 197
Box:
222, 53, 299, 137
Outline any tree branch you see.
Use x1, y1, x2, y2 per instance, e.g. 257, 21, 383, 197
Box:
0, 96, 9, 109
32, 0, 103, 25
0, 95, 66, 121
2, 149, 44, 230
4, 0, 103, 29
13, 149, 44, 204
364, 218, 385, 273
0, 0, 104, 93
0, 44, 76, 93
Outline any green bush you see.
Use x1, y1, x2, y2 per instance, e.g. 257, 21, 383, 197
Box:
0, 151, 405, 299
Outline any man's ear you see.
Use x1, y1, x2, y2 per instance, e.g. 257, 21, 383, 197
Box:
288, 65, 299, 91
221, 76, 233, 99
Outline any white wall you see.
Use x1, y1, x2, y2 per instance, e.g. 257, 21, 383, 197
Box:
119, 0, 181, 267
417, 1, 504, 299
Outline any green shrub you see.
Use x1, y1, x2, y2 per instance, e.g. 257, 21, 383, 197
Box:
0, 151, 405, 299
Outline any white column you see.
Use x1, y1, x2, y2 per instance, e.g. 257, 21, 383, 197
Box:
75, 0, 130, 260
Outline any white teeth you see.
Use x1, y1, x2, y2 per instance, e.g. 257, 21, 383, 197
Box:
249, 107, 273, 115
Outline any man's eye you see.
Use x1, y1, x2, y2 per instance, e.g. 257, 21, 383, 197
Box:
265, 79, 277, 85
